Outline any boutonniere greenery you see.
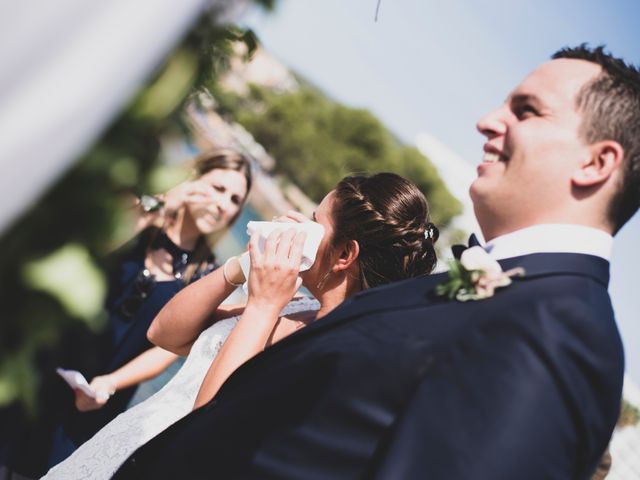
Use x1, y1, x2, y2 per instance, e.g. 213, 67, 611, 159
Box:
436, 246, 525, 302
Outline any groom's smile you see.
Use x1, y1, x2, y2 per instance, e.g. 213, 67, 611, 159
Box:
477, 144, 508, 175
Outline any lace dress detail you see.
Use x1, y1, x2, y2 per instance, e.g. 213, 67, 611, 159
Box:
41, 297, 320, 480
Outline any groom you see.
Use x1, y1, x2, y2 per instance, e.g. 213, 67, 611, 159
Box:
114, 45, 639, 479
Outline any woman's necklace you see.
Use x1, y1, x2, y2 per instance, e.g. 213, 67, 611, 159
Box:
148, 230, 196, 280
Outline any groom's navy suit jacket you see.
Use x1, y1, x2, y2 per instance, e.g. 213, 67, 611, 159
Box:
114, 253, 623, 479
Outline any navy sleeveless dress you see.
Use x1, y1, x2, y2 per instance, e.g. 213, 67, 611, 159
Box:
45, 228, 216, 471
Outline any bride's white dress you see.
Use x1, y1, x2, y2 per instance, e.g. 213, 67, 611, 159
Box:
42, 297, 320, 480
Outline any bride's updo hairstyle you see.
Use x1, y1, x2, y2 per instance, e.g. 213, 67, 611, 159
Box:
331, 172, 439, 289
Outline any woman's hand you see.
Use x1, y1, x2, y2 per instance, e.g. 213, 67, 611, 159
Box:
162, 180, 215, 221
246, 228, 306, 316
193, 228, 306, 409
74, 375, 116, 412
135, 180, 216, 231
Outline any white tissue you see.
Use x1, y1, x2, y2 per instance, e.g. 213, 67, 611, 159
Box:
56, 368, 96, 398
237, 221, 325, 288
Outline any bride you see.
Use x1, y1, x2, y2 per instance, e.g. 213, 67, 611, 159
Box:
41, 172, 439, 479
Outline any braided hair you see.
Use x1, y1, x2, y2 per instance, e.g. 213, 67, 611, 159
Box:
331, 173, 438, 289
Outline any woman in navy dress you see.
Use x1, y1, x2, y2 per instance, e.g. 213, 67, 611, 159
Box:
7, 148, 253, 478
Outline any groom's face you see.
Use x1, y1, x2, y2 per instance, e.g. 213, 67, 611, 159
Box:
470, 59, 601, 240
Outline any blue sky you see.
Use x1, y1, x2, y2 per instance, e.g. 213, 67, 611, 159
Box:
243, 0, 640, 382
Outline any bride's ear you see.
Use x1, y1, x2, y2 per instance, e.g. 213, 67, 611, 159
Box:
333, 239, 360, 272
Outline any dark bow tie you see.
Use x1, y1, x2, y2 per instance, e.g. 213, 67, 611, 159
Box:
451, 233, 482, 260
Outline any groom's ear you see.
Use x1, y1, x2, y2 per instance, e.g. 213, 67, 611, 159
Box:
333, 240, 360, 272
572, 140, 624, 187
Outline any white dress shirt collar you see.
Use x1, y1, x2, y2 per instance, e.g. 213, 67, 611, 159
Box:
484, 224, 613, 261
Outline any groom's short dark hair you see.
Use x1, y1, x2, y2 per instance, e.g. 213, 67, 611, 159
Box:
553, 44, 640, 233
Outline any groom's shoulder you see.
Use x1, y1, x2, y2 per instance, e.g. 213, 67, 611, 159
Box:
345, 252, 611, 310
350, 253, 618, 347
503, 253, 614, 321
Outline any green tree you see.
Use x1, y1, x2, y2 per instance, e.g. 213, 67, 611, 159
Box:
619, 398, 640, 429
234, 85, 462, 226
0, 5, 275, 413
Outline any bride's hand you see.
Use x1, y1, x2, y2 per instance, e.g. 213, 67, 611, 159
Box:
246, 227, 306, 315
273, 210, 311, 224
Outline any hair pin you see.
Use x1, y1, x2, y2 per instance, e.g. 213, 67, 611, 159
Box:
425, 226, 436, 240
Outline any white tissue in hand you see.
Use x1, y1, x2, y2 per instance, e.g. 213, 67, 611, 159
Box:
56, 368, 96, 398
238, 221, 325, 282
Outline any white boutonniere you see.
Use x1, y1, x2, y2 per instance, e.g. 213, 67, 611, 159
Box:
436, 247, 525, 301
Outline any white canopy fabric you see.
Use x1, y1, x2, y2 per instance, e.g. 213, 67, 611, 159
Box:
0, 0, 244, 234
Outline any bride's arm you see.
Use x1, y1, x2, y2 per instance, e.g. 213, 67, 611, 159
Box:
150, 212, 308, 356
192, 228, 306, 409
147, 259, 245, 356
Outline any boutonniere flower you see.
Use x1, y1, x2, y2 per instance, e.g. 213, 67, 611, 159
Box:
436, 247, 525, 301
